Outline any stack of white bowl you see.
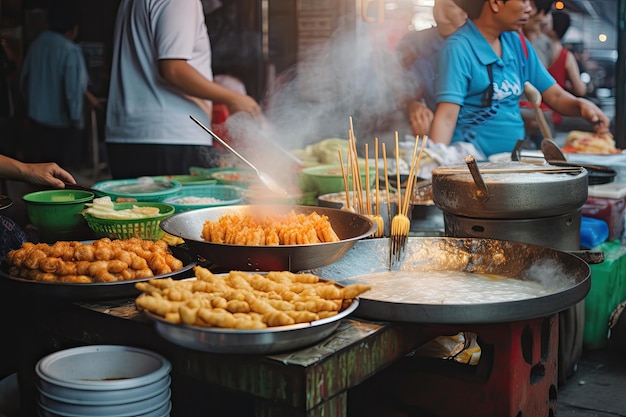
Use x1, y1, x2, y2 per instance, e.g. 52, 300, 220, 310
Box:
35, 345, 172, 417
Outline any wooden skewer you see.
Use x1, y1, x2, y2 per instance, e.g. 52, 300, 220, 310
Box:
364, 144, 372, 217
402, 136, 428, 217
373, 138, 384, 238
401, 136, 420, 217
338, 149, 352, 212
434, 166, 583, 175
394, 132, 402, 217
348, 127, 364, 213
382, 142, 392, 235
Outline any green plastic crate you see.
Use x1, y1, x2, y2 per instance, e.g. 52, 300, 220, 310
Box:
583, 240, 626, 350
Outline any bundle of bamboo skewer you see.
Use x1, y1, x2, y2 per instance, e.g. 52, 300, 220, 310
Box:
389, 134, 428, 268
338, 118, 383, 238
337, 119, 429, 256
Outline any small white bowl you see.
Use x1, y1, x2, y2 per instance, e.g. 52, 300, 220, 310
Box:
36, 345, 171, 392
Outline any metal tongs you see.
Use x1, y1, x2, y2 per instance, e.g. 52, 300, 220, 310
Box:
190, 115, 289, 197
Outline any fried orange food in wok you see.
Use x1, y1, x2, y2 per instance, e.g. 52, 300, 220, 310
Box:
201, 210, 340, 246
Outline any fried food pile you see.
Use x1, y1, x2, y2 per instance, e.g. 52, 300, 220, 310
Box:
201, 210, 340, 245
135, 267, 370, 329
564, 130, 621, 154
5, 238, 184, 283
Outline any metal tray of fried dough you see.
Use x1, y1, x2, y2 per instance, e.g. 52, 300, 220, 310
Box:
143, 284, 360, 354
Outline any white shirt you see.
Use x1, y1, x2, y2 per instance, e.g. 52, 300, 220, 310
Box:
106, 0, 214, 145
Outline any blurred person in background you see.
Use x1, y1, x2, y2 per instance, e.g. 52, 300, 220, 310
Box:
396, 0, 467, 137
429, 0, 609, 159
105, 0, 262, 179
19, 0, 98, 169
521, 0, 554, 67
544, 11, 586, 98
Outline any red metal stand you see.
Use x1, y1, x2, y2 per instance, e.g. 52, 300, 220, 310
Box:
349, 315, 559, 417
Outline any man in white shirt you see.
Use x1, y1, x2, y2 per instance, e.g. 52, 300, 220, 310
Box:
106, 0, 261, 178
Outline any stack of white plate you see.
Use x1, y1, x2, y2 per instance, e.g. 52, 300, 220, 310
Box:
35, 345, 172, 417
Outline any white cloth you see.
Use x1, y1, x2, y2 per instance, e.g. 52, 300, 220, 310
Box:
392, 138, 485, 180
424, 142, 486, 167
106, 0, 214, 145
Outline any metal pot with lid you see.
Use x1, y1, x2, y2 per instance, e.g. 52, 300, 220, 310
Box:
431, 157, 588, 219
431, 156, 589, 251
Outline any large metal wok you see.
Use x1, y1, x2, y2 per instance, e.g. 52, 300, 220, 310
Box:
310, 237, 590, 323
160, 205, 376, 271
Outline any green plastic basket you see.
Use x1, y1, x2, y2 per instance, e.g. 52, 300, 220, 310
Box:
83, 202, 175, 241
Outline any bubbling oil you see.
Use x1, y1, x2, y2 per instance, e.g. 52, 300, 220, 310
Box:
349, 270, 565, 305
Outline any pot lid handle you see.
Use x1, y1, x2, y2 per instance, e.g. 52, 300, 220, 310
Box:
465, 155, 490, 203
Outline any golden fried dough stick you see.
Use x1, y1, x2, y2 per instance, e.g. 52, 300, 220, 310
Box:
164, 312, 181, 323
285, 310, 319, 323
226, 299, 250, 313
135, 281, 162, 294
311, 284, 343, 300
266, 299, 295, 311
233, 317, 267, 330
341, 283, 372, 299
179, 300, 201, 325
318, 311, 339, 319
136, 294, 182, 317
197, 307, 237, 328
263, 311, 295, 327
135, 267, 370, 330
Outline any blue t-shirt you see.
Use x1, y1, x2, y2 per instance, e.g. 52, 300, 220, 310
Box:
436, 20, 555, 158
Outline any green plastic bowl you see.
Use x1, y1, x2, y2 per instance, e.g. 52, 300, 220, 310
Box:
300, 164, 377, 196
23, 190, 95, 241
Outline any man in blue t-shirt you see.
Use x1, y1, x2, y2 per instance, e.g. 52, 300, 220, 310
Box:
429, 0, 610, 159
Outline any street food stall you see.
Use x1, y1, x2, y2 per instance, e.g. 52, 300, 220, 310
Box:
1, 132, 613, 417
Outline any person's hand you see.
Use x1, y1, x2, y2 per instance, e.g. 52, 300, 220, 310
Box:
578, 98, 610, 133
25, 163, 76, 189
408, 101, 434, 136
85, 91, 103, 110
226, 94, 263, 119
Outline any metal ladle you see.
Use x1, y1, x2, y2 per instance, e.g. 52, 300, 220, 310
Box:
190, 115, 289, 197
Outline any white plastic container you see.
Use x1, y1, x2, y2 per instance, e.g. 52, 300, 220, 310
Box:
36, 345, 171, 416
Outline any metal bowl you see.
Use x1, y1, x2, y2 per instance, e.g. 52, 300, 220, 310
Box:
144, 294, 359, 354
159, 205, 376, 271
